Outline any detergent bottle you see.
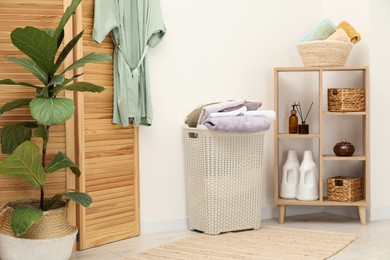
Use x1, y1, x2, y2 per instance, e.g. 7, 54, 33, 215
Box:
280, 150, 300, 199
296, 150, 319, 201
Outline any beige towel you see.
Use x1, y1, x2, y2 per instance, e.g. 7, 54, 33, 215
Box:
326, 28, 350, 42
337, 21, 361, 43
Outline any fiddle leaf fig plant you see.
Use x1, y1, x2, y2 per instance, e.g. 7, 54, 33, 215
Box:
0, 0, 111, 237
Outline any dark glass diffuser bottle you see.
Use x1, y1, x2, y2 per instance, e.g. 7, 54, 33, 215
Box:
289, 105, 298, 134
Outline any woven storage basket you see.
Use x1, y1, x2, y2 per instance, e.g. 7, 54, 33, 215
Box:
297, 40, 353, 67
328, 88, 365, 112
183, 126, 265, 235
0, 199, 77, 239
327, 176, 363, 202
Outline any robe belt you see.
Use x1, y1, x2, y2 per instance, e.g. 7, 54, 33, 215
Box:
117, 44, 149, 78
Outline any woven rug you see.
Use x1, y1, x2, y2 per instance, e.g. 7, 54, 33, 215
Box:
126, 226, 357, 260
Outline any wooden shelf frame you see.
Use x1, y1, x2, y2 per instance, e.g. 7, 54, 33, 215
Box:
274, 66, 370, 225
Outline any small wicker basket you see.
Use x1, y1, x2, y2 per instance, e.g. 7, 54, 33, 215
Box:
328, 88, 365, 112
297, 40, 353, 67
327, 176, 363, 202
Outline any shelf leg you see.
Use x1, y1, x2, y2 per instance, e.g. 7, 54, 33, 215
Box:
358, 206, 366, 225
278, 205, 286, 224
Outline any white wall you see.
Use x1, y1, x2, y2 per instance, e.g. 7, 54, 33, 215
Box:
138, 0, 387, 233
369, 0, 390, 220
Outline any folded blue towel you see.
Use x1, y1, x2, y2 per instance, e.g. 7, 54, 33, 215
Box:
203, 116, 271, 133
301, 19, 336, 42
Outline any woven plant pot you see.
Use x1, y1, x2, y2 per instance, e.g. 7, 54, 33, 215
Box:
297, 40, 353, 67
0, 199, 77, 260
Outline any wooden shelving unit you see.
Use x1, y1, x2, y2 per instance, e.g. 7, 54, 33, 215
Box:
274, 66, 370, 225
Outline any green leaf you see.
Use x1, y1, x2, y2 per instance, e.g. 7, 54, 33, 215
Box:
0, 79, 42, 90
56, 30, 65, 49
5, 56, 48, 85
0, 141, 45, 188
53, 0, 82, 41
62, 52, 112, 74
65, 82, 105, 93
62, 73, 83, 86
45, 151, 80, 176
10, 26, 57, 73
11, 206, 43, 237
20, 122, 39, 128
48, 75, 65, 86
0, 98, 32, 115
0, 124, 32, 154
36, 85, 49, 98
43, 194, 63, 211
63, 191, 92, 207
30, 98, 75, 126
52, 74, 84, 96
53, 30, 84, 75
44, 28, 55, 37
33, 124, 48, 148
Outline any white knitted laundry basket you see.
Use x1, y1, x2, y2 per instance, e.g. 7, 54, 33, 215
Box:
183, 126, 265, 235
297, 40, 353, 67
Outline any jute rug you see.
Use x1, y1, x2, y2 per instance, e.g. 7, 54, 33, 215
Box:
126, 226, 357, 260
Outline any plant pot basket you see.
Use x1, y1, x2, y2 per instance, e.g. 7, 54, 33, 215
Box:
327, 176, 363, 202
0, 199, 77, 260
327, 88, 365, 112
0, 199, 76, 239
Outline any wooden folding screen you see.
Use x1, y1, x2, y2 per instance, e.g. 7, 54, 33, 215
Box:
0, 0, 72, 217
0, 0, 140, 250
75, 0, 140, 250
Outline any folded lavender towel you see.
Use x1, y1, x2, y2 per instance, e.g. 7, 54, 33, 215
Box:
301, 18, 336, 42
198, 99, 246, 125
203, 116, 271, 133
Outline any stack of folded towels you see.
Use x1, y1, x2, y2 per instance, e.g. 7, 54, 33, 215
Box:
301, 19, 361, 43
185, 99, 275, 133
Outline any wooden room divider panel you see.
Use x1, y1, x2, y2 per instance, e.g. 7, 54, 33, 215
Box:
0, 0, 140, 250
0, 0, 75, 222
75, 0, 140, 250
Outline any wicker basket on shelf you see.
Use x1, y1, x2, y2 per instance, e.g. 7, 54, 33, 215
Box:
297, 40, 353, 67
327, 176, 363, 202
328, 88, 365, 112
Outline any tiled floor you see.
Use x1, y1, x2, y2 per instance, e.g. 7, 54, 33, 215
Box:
71, 213, 390, 259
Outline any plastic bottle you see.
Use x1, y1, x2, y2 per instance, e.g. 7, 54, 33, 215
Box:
280, 150, 300, 199
289, 105, 298, 134
296, 150, 319, 201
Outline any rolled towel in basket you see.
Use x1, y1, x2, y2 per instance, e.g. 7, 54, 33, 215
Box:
326, 28, 350, 42
337, 21, 361, 43
301, 18, 336, 42
204, 116, 271, 133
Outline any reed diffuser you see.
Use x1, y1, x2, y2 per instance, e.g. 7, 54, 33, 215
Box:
294, 101, 314, 134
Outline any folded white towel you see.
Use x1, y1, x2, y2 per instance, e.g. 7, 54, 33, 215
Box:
243, 110, 276, 121
198, 99, 246, 125
209, 106, 248, 118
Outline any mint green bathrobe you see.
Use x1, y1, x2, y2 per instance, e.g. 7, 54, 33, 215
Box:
92, 0, 166, 126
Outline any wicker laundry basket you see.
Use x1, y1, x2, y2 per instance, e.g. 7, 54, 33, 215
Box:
183, 126, 265, 235
297, 40, 353, 67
